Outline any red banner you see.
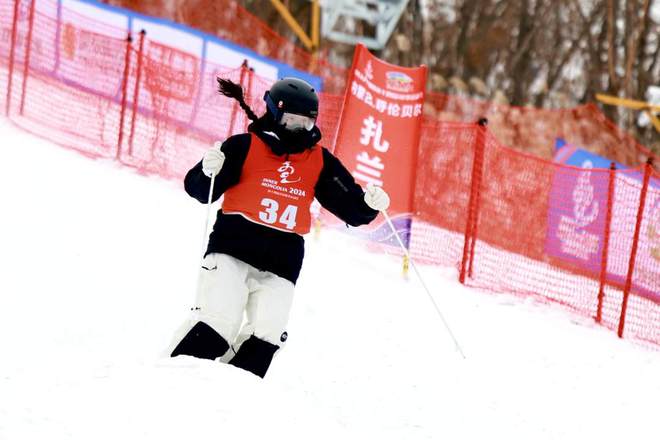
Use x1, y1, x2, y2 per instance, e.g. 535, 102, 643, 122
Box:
330, 44, 427, 246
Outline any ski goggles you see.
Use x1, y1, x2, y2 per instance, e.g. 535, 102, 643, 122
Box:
279, 112, 316, 131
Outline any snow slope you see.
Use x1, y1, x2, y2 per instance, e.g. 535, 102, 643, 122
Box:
0, 119, 659, 440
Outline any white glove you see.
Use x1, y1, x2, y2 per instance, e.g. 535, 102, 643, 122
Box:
364, 183, 391, 211
202, 141, 225, 177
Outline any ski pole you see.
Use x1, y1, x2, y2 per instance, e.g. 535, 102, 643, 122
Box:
202, 172, 217, 246
381, 209, 467, 359
191, 172, 216, 315
201, 140, 223, 247
192, 144, 221, 314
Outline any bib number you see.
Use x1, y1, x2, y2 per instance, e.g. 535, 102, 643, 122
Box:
259, 198, 298, 230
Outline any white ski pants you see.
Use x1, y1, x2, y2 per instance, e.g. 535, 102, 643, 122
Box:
172, 253, 295, 356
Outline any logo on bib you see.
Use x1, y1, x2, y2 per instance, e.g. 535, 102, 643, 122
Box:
278, 161, 301, 184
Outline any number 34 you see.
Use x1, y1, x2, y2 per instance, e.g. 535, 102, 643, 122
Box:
259, 198, 298, 230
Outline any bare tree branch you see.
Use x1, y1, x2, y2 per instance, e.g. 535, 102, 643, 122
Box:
606, 0, 619, 90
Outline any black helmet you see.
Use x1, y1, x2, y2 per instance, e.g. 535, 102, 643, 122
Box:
264, 77, 319, 121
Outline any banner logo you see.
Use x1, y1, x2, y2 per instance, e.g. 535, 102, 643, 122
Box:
278, 161, 301, 184
556, 161, 600, 261
386, 71, 414, 92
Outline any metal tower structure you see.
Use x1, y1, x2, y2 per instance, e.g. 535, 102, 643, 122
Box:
268, 0, 410, 52
320, 0, 410, 50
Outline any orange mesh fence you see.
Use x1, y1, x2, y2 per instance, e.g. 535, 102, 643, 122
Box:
99, 0, 657, 169
447, 124, 660, 346
94, 0, 346, 93
1, 0, 658, 347
425, 92, 658, 168
103, 0, 657, 168
171, 0, 656, 166
6, 1, 130, 159
409, 120, 479, 267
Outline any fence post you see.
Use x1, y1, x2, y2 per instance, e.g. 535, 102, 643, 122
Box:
467, 118, 488, 278
188, 39, 208, 132
54, 0, 62, 72
5, 0, 21, 116
617, 158, 654, 337
460, 118, 487, 284
227, 60, 249, 137
116, 34, 133, 161
19, 0, 36, 116
243, 66, 255, 131
128, 30, 146, 156
596, 162, 616, 323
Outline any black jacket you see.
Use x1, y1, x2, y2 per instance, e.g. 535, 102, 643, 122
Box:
184, 128, 378, 284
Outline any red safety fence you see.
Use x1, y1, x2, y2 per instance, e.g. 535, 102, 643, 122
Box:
413, 119, 659, 346
104, 0, 658, 168
1, 0, 658, 347
424, 93, 657, 168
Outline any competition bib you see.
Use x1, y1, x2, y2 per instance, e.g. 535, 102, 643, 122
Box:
222, 133, 324, 234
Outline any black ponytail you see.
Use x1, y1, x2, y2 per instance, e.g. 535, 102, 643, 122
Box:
217, 77, 259, 122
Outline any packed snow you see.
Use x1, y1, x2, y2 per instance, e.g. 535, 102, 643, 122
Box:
0, 119, 659, 440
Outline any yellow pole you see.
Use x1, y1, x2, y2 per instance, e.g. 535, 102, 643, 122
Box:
314, 218, 322, 240
644, 109, 660, 133
311, 0, 320, 51
595, 93, 660, 134
595, 93, 660, 112
269, 0, 314, 51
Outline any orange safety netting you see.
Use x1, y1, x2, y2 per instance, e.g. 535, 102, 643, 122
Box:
414, 120, 659, 346
105, 0, 349, 95
424, 92, 658, 168
191, 0, 658, 167
1, 0, 657, 347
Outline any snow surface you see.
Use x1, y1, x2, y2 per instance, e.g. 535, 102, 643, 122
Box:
0, 119, 659, 440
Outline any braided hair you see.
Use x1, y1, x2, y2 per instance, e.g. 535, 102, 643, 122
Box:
216, 77, 259, 122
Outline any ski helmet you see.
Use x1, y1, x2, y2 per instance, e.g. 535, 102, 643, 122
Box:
264, 78, 319, 126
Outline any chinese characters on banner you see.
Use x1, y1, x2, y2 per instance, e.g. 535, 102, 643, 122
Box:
331, 44, 427, 248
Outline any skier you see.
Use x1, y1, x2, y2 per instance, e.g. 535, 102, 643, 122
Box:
170, 77, 391, 378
